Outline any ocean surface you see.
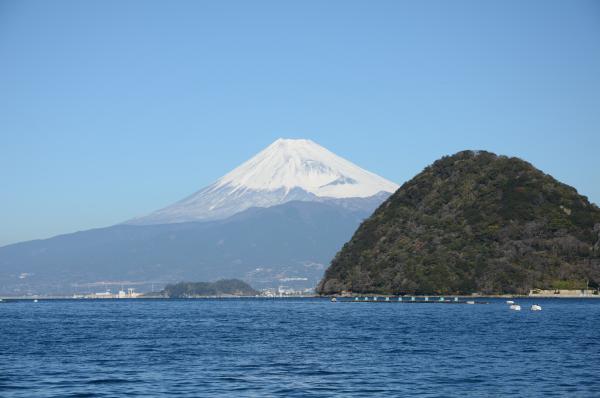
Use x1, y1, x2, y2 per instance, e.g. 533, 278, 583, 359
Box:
1, 298, 599, 397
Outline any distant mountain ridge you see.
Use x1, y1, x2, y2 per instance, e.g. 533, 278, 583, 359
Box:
128, 138, 398, 225
0, 201, 374, 295
318, 150, 600, 295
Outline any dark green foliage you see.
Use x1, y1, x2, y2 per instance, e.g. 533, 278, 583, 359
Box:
317, 150, 600, 295
162, 279, 257, 298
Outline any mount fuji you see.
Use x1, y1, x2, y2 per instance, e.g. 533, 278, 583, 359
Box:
0, 139, 398, 295
128, 138, 398, 224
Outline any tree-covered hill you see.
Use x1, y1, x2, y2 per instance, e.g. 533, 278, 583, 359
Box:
161, 279, 257, 298
317, 150, 600, 295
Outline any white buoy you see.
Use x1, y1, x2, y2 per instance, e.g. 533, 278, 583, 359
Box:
506, 300, 515, 305
33, 299, 38, 303
531, 304, 542, 311
509, 304, 521, 311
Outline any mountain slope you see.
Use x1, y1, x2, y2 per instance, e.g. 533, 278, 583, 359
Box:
0, 201, 372, 295
317, 150, 600, 295
128, 138, 398, 225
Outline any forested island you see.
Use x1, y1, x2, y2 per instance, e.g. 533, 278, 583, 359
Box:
318, 150, 600, 296
159, 279, 258, 298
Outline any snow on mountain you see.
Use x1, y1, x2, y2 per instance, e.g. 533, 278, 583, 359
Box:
127, 138, 399, 225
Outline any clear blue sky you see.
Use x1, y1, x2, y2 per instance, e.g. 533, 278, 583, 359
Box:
1, 0, 599, 246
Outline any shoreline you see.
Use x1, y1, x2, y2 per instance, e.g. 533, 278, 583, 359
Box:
1, 294, 599, 301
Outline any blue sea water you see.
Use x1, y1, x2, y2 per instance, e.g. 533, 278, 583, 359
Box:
1, 298, 599, 397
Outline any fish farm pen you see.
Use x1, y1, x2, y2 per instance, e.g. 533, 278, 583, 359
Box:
332, 297, 489, 304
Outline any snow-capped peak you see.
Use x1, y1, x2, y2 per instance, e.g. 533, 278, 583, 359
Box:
128, 138, 398, 225
213, 138, 397, 198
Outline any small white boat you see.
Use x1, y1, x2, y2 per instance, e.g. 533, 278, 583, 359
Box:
385, 297, 390, 301
33, 299, 38, 303
506, 300, 515, 305
373, 297, 378, 301
439, 297, 445, 302
509, 304, 521, 311
398, 297, 403, 302
466, 300, 475, 305
531, 304, 542, 311
330, 297, 337, 302
364, 297, 369, 301
354, 297, 359, 301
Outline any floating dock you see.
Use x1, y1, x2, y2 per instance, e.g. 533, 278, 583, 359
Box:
335, 297, 488, 304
